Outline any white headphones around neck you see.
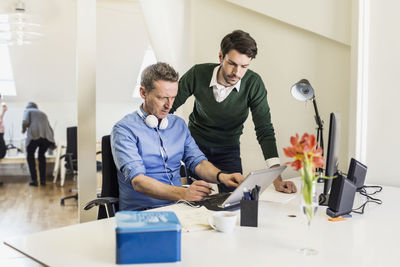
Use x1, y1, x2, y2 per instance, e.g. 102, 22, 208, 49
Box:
137, 107, 168, 130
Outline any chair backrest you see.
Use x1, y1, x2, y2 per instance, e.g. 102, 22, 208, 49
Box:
64, 126, 78, 172
98, 135, 119, 219
66, 126, 77, 158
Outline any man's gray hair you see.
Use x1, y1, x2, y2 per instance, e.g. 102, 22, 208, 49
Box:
26, 102, 38, 109
140, 62, 179, 92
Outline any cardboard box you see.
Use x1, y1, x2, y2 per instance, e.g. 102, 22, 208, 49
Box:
115, 211, 181, 264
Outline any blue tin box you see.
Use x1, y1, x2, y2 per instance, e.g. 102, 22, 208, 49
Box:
115, 211, 181, 264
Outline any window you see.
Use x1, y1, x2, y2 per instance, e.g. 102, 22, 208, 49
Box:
0, 44, 16, 96
132, 45, 157, 98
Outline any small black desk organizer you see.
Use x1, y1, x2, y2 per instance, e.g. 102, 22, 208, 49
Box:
240, 199, 258, 227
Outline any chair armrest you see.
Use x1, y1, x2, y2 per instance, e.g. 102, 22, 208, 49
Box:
60, 152, 73, 160
84, 197, 119, 218
84, 197, 118, 210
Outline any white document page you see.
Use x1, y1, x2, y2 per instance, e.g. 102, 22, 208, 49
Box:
259, 180, 299, 204
154, 203, 213, 232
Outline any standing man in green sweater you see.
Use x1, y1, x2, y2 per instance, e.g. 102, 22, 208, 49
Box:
170, 30, 296, 194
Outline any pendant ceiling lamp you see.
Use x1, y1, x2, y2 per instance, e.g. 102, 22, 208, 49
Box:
0, 1, 42, 46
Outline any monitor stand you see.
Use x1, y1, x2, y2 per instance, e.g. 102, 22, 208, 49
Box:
319, 193, 330, 206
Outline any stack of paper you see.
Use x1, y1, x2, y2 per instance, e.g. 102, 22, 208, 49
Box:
154, 204, 213, 232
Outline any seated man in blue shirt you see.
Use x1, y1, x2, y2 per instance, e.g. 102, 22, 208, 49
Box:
111, 62, 244, 211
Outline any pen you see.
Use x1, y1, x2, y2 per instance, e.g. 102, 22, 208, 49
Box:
250, 185, 260, 201
187, 175, 196, 183
243, 187, 251, 200
181, 185, 214, 191
182, 184, 215, 192
185, 176, 214, 191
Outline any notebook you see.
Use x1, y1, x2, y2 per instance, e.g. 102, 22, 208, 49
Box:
201, 166, 287, 211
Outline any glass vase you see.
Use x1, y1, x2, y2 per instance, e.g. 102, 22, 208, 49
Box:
298, 179, 318, 256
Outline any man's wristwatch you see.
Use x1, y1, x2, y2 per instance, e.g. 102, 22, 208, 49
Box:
216, 171, 223, 184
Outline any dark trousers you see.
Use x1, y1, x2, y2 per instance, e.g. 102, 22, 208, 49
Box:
0, 133, 6, 159
191, 144, 243, 193
27, 138, 51, 184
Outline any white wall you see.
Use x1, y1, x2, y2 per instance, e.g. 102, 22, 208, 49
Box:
1, 0, 148, 143
3, 0, 77, 103
227, 0, 351, 45
140, 0, 192, 74
189, 0, 351, 178
96, 100, 142, 139
365, 0, 400, 186
96, 0, 149, 140
97, 0, 149, 103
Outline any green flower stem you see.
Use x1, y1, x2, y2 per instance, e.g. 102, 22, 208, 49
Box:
302, 154, 315, 222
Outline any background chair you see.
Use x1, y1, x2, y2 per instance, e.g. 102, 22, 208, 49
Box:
60, 127, 78, 205
60, 126, 101, 205
84, 135, 119, 219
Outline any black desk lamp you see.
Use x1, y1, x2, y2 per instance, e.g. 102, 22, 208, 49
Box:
290, 79, 324, 181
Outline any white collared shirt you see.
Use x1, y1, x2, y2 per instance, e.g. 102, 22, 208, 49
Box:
209, 66, 241, 102
208, 65, 281, 168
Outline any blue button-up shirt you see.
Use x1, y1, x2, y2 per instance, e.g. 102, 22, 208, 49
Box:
111, 107, 207, 211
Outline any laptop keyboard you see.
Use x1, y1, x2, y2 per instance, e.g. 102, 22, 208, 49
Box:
203, 192, 231, 202
200, 192, 232, 211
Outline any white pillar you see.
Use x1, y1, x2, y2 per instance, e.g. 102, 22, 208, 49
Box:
349, 0, 369, 164
76, 0, 97, 222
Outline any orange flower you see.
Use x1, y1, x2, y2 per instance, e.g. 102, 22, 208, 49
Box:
283, 133, 324, 173
284, 133, 327, 223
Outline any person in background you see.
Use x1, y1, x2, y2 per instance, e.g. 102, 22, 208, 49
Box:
170, 30, 297, 194
22, 102, 55, 186
111, 62, 244, 211
0, 101, 7, 159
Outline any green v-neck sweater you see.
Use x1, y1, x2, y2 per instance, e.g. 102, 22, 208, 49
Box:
170, 63, 278, 160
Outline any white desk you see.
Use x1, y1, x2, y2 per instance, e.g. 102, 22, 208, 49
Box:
0, 153, 56, 165
0, 153, 56, 180
4, 182, 400, 267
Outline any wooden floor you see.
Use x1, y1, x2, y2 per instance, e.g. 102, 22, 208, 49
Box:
0, 175, 78, 266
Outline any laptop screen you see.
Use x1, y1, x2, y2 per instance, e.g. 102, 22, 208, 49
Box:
221, 166, 287, 208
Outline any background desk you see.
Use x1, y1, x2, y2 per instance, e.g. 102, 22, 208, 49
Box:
4, 181, 400, 267
0, 154, 56, 180
0, 154, 55, 165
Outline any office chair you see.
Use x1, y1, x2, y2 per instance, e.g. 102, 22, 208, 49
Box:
60, 126, 102, 205
84, 135, 119, 219
60, 127, 78, 205
84, 135, 190, 218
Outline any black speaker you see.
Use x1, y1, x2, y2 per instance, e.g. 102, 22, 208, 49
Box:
347, 158, 367, 190
326, 174, 357, 217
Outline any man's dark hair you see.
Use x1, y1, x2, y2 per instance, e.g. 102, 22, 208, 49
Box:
220, 30, 257, 59
141, 62, 179, 92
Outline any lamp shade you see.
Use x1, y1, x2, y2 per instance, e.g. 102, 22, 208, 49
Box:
291, 79, 314, 101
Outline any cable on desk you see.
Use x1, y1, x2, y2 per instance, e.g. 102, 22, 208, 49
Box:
358, 185, 382, 194
175, 199, 202, 208
352, 185, 383, 214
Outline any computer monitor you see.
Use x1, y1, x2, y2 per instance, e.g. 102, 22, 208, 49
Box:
319, 112, 341, 206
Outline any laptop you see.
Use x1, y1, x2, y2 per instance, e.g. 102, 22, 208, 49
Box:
200, 165, 287, 211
